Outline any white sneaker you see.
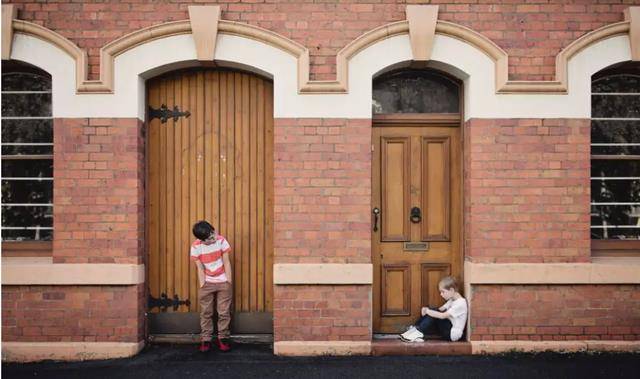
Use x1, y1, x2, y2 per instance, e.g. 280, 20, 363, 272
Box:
400, 328, 423, 342
399, 326, 416, 340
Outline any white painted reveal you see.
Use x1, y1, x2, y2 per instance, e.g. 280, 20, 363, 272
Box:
10, 32, 632, 120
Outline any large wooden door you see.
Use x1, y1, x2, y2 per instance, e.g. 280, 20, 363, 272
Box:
146, 70, 274, 334
372, 124, 462, 333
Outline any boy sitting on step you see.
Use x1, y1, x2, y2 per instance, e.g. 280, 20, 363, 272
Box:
400, 276, 467, 342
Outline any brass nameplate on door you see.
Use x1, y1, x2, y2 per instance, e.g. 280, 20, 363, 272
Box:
404, 242, 429, 251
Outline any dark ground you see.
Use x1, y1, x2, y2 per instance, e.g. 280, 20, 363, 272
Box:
2, 342, 639, 379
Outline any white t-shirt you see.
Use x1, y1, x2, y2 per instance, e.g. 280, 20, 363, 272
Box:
442, 297, 468, 341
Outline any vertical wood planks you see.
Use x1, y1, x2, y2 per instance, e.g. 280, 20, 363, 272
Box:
147, 70, 274, 318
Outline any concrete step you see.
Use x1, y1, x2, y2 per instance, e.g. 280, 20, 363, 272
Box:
371, 337, 472, 356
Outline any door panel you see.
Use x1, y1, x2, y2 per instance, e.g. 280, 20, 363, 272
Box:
381, 264, 411, 316
146, 70, 274, 334
420, 264, 451, 308
422, 137, 450, 241
373, 125, 461, 333
381, 137, 411, 241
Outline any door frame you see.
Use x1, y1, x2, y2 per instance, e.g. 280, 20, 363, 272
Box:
371, 72, 465, 333
143, 67, 275, 336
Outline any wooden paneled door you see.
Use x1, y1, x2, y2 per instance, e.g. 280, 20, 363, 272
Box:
146, 70, 274, 334
372, 123, 462, 333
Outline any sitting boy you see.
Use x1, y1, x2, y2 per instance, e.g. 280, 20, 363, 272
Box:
400, 276, 467, 342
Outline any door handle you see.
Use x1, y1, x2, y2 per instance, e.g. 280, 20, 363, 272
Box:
372, 207, 380, 232
410, 206, 422, 223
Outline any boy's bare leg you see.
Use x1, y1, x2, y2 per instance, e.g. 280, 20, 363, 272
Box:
198, 283, 215, 342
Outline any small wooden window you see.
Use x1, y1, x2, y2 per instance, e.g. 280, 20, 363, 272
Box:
590, 61, 640, 256
1, 61, 53, 256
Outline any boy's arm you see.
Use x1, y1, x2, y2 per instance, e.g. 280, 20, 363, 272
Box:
194, 260, 205, 288
425, 308, 450, 319
223, 252, 233, 284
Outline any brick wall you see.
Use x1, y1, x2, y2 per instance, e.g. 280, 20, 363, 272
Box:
464, 118, 591, 263
273, 118, 371, 264
273, 285, 371, 342
273, 118, 372, 341
1, 284, 145, 342
53, 118, 145, 264
471, 285, 640, 341
7, 1, 630, 81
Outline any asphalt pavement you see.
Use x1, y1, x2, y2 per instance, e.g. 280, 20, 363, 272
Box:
3, 342, 639, 379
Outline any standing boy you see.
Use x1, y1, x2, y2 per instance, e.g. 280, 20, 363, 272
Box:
191, 220, 233, 352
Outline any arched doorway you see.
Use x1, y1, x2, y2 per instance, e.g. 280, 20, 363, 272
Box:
371, 69, 463, 333
146, 69, 274, 335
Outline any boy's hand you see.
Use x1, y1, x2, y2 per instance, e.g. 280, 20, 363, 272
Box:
421, 307, 428, 316
199, 280, 205, 288
425, 309, 435, 317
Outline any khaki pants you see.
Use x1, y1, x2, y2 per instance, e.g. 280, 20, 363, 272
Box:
198, 281, 232, 341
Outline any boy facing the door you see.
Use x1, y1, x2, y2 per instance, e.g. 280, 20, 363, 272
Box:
191, 220, 233, 353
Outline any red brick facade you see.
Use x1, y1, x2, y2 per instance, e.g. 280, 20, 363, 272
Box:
2, 284, 145, 342
471, 285, 640, 341
465, 118, 591, 263
6, 0, 631, 81
53, 118, 145, 264
274, 285, 371, 342
273, 118, 372, 341
2, 117, 146, 345
274, 118, 371, 264
2, 0, 639, 360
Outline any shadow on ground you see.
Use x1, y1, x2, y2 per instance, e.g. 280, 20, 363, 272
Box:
3, 342, 639, 379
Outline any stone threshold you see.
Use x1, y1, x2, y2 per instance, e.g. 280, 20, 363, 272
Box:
372, 334, 472, 356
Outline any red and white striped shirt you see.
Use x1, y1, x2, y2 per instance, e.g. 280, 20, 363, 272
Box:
190, 236, 231, 283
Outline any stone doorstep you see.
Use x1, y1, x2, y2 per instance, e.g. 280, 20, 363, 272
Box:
149, 334, 274, 345
372, 338, 472, 356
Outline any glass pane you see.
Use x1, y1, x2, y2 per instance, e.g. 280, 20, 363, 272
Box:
1, 205, 53, 228
373, 70, 459, 114
1, 93, 52, 117
591, 120, 640, 155
1, 228, 53, 241
1, 119, 53, 143
2, 159, 53, 178
591, 160, 640, 178
592, 74, 640, 94
1, 72, 51, 92
592, 179, 640, 202
592, 94, 640, 119
1, 179, 53, 204
1, 146, 53, 155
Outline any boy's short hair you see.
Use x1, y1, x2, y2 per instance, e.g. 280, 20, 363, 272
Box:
438, 276, 459, 292
192, 220, 215, 241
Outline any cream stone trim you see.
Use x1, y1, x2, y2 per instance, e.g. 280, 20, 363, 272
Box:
273, 264, 373, 285
9, 6, 635, 96
625, 6, 640, 60
274, 341, 371, 356
471, 340, 640, 354
1, 5, 17, 60
465, 258, 640, 284
188, 5, 220, 61
406, 5, 439, 61
2, 341, 145, 362
2, 257, 145, 285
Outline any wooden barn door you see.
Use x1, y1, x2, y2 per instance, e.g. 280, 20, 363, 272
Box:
146, 70, 274, 334
372, 123, 462, 333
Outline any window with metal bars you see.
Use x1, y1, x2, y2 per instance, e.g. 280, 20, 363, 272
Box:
590, 61, 640, 255
1, 61, 53, 252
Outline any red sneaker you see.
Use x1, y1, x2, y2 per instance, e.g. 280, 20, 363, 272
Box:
215, 337, 231, 352
198, 341, 212, 353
